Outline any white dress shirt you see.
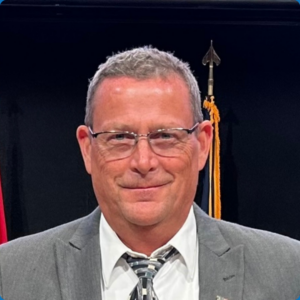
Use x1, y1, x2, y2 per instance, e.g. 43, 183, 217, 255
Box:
99, 206, 199, 300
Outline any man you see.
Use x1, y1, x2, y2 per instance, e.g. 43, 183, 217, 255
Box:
0, 47, 300, 300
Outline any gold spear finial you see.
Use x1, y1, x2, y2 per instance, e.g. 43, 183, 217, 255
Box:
202, 40, 221, 96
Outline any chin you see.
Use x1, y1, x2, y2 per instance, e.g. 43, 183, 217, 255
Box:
127, 216, 162, 227
124, 206, 166, 227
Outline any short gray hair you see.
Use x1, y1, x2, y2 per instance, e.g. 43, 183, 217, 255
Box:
85, 46, 203, 127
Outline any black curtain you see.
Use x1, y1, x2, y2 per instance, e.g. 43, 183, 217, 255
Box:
1, 1, 300, 240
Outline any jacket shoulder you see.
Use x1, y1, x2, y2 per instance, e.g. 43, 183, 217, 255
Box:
193, 204, 300, 297
0, 216, 84, 256
215, 217, 300, 296
0, 207, 100, 255
216, 217, 300, 253
0, 209, 100, 299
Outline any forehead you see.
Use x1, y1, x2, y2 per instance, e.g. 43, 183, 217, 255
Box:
92, 75, 193, 129
96, 74, 188, 97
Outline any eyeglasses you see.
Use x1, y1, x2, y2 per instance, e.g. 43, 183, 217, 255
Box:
88, 122, 199, 160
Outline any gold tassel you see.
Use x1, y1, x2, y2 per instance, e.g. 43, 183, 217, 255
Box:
203, 96, 221, 219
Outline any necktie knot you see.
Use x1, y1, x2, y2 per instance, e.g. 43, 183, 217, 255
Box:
123, 247, 179, 300
124, 257, 164, 280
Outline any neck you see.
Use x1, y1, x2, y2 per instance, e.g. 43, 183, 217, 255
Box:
118, 225, 175, 256
102, 204, 192, 256
114, 212, 190, 256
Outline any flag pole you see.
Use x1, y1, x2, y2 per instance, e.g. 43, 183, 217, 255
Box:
202, 40, 222, 219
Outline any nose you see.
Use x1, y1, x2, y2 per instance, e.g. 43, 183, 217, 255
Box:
129, 137, 159, 175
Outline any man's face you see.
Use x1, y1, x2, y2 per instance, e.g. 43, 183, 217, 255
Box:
77, 75, 212, 233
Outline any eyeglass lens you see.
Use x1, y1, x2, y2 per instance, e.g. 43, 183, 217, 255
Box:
95, 129, 192, 160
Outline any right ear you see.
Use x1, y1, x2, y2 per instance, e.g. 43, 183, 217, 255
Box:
76, 125, 92, 174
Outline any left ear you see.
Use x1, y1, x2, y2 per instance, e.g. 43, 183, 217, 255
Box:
76, 125, 92, 175
196, 120, 213, 171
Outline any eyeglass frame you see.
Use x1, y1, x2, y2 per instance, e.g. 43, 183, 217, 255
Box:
88, 122, 200, 157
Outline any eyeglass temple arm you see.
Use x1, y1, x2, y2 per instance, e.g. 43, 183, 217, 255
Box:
186, 122, 200, 134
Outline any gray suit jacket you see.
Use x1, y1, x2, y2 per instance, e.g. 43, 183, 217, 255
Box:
1, 203, 300, 300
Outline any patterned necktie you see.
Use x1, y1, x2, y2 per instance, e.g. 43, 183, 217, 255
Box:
123, 247, 179, 300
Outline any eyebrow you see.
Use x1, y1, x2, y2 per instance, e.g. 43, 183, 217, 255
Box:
98, 124, 135, 132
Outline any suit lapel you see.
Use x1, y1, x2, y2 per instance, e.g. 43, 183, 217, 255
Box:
51, 204, 244, 300
193, 204, 244, 300
54, 209, 102, 300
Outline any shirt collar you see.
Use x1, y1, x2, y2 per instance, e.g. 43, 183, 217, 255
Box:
166, 205, 198, 281
100, 205, 197, 287
100, 214, 129, 288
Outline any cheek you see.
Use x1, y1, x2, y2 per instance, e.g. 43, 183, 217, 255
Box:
90, 160, 121, 214
90, 150, 113, 191
90, 149, 126, 194
179, 142, 199, 169
175, 144, 200, 187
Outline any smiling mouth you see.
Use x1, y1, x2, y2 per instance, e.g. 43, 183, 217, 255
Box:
124, 185, 163, 190
122, 183, 167, 190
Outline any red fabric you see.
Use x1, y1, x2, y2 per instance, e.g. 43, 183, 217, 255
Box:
0, 173, 7, 244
